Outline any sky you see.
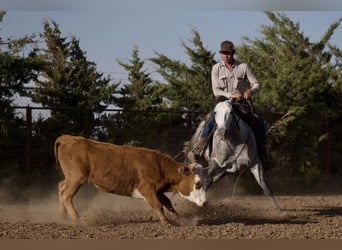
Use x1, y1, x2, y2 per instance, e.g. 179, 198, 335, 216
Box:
1, 0, 342, 84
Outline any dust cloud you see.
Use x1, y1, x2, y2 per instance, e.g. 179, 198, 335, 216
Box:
0, 181, 203, 225
0, 182, 154, 225
0, 174, 275, 226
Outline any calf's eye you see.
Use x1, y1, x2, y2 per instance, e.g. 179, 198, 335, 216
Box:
195, 182, 202, 190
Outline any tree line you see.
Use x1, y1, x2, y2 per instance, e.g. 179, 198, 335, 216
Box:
1, 11, 341, 191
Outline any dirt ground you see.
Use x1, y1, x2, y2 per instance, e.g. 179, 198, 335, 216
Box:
0, 179, 341, 239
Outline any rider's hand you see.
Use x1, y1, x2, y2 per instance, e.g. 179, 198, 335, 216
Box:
244, 89, 253, 100
231, 92, 242, 100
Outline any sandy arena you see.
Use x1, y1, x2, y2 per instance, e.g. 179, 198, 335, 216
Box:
0, 178, 341, 239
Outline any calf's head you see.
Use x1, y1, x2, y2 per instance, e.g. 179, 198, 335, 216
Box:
177, 163, 208, 207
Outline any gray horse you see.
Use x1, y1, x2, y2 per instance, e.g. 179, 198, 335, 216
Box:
186, 99, 281, 211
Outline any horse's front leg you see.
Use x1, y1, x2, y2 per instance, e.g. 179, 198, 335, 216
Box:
223, 161, 238, 173
250, 164, 282, 211
205, 161, 226, 190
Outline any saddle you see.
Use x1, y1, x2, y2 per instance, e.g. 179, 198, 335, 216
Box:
213, 97, 265, 157
231, 99, 264, 145
230, 99, 273, 169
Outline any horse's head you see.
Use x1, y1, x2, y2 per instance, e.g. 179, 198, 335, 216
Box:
214, 100, 234, 140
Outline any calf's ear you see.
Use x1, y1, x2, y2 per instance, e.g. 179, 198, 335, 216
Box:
178, 165, 191, 176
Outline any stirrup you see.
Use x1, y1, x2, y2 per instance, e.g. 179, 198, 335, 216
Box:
187, 144, 205, 162
187, 151, 200, 163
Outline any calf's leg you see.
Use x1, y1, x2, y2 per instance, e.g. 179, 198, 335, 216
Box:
138, 185, 169, 225
59, 179, 83, 221
58, 180, 67, 219
158, 193, 179, 219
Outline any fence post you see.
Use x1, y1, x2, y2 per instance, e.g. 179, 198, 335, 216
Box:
187, 110, 192, 138
325, 122, 330, 193
26, 106, 32, 175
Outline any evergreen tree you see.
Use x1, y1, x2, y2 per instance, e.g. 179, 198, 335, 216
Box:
0, 11, 42, 136
237, 12, 342, 182
114, 46, 165, 131
32, 19, 118, 136
150, 28, 216, 115
0, 11, 44, 176
116, 46, 165, 111
0, 11, 42, 108
102, 46, 181, 149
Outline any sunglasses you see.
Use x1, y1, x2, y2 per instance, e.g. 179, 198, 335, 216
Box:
220, 51, 234, 55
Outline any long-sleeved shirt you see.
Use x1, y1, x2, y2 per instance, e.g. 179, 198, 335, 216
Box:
211, 60, 260, 99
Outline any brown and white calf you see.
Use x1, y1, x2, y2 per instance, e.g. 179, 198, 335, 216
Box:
54, 135, 207, 225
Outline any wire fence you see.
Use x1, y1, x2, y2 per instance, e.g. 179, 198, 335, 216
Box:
2, 95, 340, 193
1, 104, 198, 177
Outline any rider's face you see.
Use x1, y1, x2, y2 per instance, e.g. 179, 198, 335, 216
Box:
220, 51, 234, 64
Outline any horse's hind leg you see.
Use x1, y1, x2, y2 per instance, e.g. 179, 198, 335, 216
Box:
250, 165, 282, 211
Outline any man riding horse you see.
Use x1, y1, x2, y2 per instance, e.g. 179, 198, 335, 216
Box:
187, 40, 273, 171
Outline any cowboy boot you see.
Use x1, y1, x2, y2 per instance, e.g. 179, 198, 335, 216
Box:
187, 136, 210, 163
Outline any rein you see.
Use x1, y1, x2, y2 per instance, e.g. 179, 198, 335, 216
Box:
231, 111, 240, 130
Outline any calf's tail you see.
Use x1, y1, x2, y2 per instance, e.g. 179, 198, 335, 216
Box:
54, 138, 61, 170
